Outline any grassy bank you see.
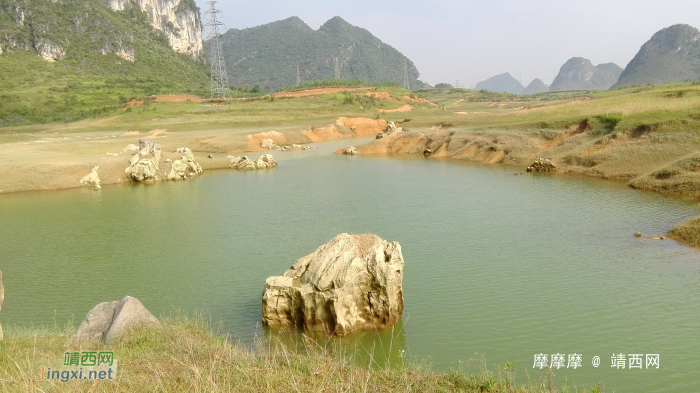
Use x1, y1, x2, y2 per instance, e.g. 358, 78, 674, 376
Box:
0, 317, 600, 392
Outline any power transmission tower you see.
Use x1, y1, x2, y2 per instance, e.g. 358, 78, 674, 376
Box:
204, 1, 230, 99
334, 57, 340, 79
297, 64, 301, 85
403, 59, 410, 90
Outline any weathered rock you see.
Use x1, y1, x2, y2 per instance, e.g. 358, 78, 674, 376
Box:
376, 132, 388, 139
634, 232, 642, 237
123, 144, 139, 153
230, 154, 277, 171
80, 166, 101, 190
125, 139, 162, 182
0, 270, 4, 341
262, 233, 404, 336
70, 296, 159, 345
261, 139, 277, 150
386, 121, 397, 132
527, 158, 556, 172
281, 144, 313, 152
423, 148, 433, 156
344, 146, 357, 155
167, 147, 203, 180
207, 154, 214, 159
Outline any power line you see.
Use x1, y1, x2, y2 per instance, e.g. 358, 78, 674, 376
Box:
403, 59, 410, 90
204, 1, 230, 99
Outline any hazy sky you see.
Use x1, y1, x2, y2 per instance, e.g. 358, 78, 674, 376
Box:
194, 0, 700, 88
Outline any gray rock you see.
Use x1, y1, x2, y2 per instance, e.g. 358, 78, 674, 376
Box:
79, 166, 101, 190
260, 139, 277, 150
125, 139, 162, 182
167, 147, 203, 180
344, 146, 357, 155
262, 234, 404, 336
70, 296, 159, 345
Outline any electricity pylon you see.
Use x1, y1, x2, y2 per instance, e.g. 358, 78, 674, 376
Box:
334, 57, 340, 79
204, 1, 230, 99
297, 64, 301, 85
403, 59, 410, 90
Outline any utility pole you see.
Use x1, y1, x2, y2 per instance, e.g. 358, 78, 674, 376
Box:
403, 59, 410, 90
204, 1, 230, 99
334, 57, 340, 80
296, 64, 301, 85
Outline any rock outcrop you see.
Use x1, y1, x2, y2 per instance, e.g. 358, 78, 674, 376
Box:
70, 296, 159, 345
0, 270, 4, 341
166, 147, 203, 180
260, 139, 277, 150
262, 233, 405, 336
107, 0, 203, 60
80, 166, 101, 190
281, 144, 313, 151
527, 158, 556, 172
229, 154, 278, 170
125, 139, 162, 182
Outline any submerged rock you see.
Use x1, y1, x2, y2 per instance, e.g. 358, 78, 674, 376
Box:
125, 139, 162, 182
167, 147, 203, 180
229, 154, 278, 171
70, 296, 159, 345
80, 166, 101, 190
262, 233, 405, 336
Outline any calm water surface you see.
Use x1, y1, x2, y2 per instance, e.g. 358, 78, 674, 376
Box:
1, 138, 699, 392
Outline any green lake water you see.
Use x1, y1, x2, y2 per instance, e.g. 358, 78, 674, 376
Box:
1, 138, 698, 392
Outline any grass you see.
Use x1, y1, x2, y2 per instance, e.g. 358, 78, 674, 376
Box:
0, 316, 603, 392
668, 216, 700, 247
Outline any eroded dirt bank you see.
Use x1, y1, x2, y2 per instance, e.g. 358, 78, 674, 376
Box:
0, 117, 387, 194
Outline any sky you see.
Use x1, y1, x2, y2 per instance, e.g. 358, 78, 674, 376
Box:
194, 0, 700, 88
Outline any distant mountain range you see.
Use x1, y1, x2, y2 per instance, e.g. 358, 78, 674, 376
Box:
612, 24, 700, 89
474, 73, 524, 94
521, 78, 549, 95
212, 16, 427, 90
550, 58, 622, 91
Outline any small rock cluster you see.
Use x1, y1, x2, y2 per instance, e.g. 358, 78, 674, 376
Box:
166, 147, 203, 180
281, 144, 313, 152
376, 120, 404, 139
527, 158, 556, 172
229, 154, 278, 170
125, 139, 163, 182
260, 139, 277, 150
344, 146, 357, 155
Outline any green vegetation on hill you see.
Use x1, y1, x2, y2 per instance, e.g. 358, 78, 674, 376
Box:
213, 16, 427, 91
0, 0, 209, 125
612, 24, 700, 89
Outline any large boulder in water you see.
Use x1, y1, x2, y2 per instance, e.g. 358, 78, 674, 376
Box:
70, 296, 159, 345
125, 139, 162, 182
262, 234, 405, 336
